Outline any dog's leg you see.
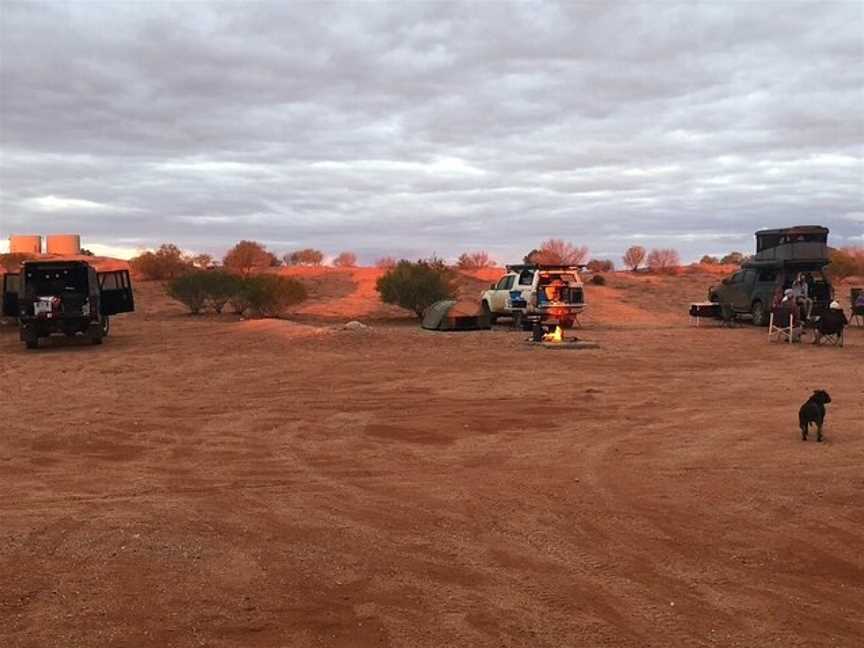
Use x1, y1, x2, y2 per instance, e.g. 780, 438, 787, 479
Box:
817, 421, 824, 443
801, 422, 808, 441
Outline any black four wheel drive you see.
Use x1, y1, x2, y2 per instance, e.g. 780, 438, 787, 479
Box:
2, 261, 134, 349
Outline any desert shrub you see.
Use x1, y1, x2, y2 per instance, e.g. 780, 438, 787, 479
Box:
242, 275, 308, 318
622, 245, 646, 271
375, 256, 397, 269
284, 248, 324, 266
130, 244, 194, 280
590, 274, 607, 286
223, 240, 274, 277
587, 259, 614, 273
524, 239, 588, 265
647, 248, 681, 274
333, 251, 357, 267
376, 258, 457, 318
200, 270, 241, 314
720, 251, 745, 265
700, 255, 719, 265
229, 291, 251, 316
827, 247, 864, 280
192, 253, 214, 269
457, 251, 494, 270
80, 248, 95, 256
166, 273, 209, 314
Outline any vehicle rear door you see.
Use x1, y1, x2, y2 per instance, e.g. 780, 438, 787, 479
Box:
97, 270, 135, 315
2, 273, 20, 317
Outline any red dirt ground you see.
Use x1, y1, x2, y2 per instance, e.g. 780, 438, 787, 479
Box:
1, 267, 862, 648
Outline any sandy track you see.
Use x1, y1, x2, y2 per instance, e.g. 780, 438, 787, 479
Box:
1, 277, 863, 647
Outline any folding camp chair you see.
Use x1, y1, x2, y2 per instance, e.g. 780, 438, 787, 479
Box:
768, 306, 797, 343
851, 288, 864, 327
813, 311, 847, 347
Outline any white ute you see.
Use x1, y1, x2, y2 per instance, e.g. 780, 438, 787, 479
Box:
481, 264, 587, 329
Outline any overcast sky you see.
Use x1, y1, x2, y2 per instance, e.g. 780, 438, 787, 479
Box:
1, 1, 862, 263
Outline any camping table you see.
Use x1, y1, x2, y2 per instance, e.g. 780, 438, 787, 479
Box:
689, 302, 720, 326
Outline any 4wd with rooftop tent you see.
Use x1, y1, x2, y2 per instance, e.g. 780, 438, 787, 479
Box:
2, 260, 134, 349
708, 226, 834, 326
481, 264, 586, 329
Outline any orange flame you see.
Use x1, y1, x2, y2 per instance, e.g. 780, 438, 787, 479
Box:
543, 326, 564, 343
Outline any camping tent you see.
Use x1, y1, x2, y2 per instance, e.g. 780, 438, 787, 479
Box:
422, 300, 491, 331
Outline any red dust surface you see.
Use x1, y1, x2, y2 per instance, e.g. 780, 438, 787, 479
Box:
1, 266, 863, 648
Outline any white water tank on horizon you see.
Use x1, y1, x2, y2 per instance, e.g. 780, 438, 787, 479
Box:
10, 234, 43, 254
45, 234, 81, 256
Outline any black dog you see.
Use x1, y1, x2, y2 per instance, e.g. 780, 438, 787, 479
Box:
799, 390, 831, 442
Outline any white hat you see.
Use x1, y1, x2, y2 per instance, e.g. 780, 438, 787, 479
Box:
829, 300, 841, 310
784, 289, 794, 297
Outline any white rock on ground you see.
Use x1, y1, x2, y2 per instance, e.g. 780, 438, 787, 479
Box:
343, 320, 369, 331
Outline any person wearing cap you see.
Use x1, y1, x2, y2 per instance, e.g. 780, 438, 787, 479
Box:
814, 300, 848, 344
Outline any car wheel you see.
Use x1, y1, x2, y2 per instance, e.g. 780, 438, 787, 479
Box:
482, 301, 497, 325
25, 335, 39, 350
751, 301, 767, 327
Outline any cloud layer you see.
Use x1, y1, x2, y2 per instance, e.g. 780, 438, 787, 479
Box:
1, 1, 862, 262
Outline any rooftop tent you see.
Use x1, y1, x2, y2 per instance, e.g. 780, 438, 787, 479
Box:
422, 300, 491, 331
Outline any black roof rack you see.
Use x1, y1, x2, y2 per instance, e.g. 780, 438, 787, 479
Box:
505, 263, 586, 272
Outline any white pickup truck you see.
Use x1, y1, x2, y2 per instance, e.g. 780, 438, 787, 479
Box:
481, 264, 586, 329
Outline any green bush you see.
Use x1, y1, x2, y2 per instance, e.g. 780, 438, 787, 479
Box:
375, 258, 457, 318
590, 274, 606, 286
229, 291, 251, 316
242, 275, 308, 318
166, 273, 209, 314
199, 271, 241, 314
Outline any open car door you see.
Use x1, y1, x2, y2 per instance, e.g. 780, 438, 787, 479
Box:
2, 273, 20, 317
97, 270, 135, 315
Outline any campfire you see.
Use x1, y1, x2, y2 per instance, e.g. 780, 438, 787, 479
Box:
528, 322, 599, 350
543, 325, 564, 343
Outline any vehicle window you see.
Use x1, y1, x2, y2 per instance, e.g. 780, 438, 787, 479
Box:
495, 276, 511, 290
758, 269, 777, 282
503, 276, 515, 290
757, 234, 781, 251
100, 273, 120, 290
730, 271, 743, 283
743, 269, 757, 283
4, 274, 20, 292
25, 267, 88, 295
518, 270, 534, 285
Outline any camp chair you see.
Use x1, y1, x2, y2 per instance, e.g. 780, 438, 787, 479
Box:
768, 306, 797, 343
718, 303, 740, 328
851, 288, 864, 327
813, 311, 847, 347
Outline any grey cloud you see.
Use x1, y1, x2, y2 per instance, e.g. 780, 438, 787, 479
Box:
1, 1, 862, 263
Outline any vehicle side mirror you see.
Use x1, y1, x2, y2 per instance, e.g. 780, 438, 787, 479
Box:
721, 278, 729, 285
490, 283, 496, 290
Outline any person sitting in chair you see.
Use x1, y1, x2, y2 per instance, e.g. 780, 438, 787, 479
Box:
792, 273, 813, 319
779, 290, 804, 342
814, 301, 848, 344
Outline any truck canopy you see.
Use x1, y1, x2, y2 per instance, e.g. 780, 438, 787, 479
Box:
751, 226, 830, 266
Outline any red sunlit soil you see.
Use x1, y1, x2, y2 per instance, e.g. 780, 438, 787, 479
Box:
1, 269, 863, 648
